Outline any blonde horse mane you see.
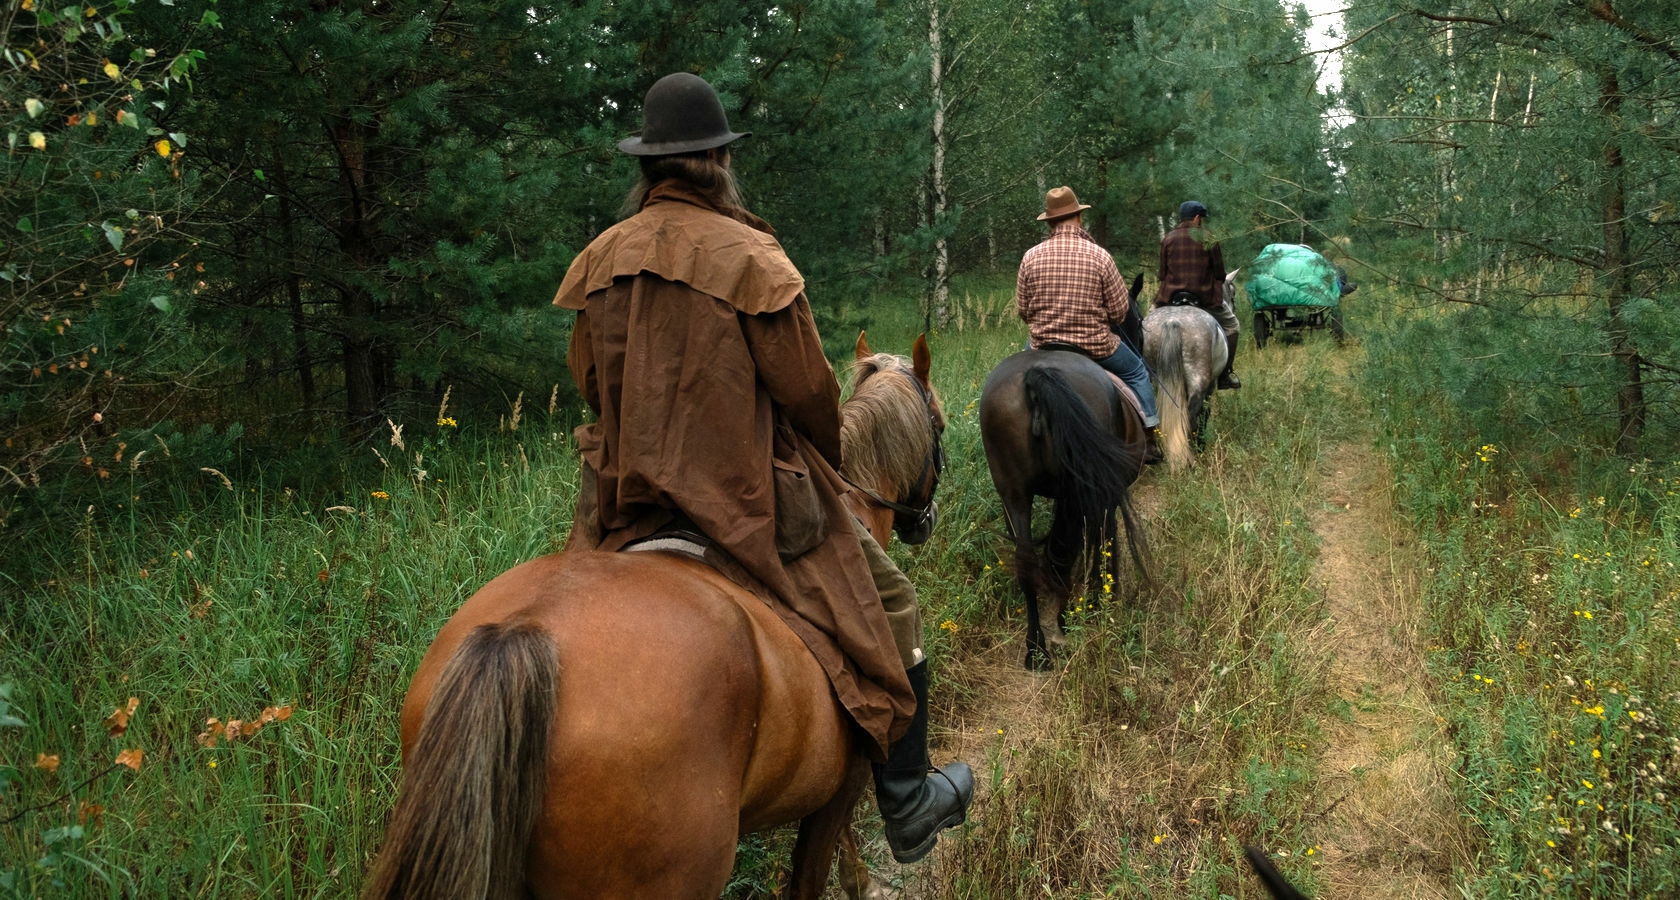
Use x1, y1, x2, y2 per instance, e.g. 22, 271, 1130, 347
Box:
840, 353, 943, 500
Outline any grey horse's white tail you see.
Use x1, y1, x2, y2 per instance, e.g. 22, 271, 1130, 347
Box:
1145, 306, 1228, 473
1153, 320, 1196, 472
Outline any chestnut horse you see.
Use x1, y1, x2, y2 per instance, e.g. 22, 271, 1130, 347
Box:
978, 349, 1149, 669
362, 334, 944, 900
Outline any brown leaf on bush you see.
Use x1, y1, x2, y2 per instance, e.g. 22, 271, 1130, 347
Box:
104, 696, 140, 737
274, 705, 294, 721
35, 753, 60, 773
114, 748, 143, 770
78, 801, 105, 826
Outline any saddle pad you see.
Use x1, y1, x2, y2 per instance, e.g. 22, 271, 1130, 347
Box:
1103, 370, 1145, 421
622, 531, 709, 562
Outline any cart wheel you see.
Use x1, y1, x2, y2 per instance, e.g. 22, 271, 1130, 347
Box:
1330, 307, 1346, 344
1253, 313, 1270, 350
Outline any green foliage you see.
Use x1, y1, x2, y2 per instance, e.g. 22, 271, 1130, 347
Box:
1036, 0, 1334, 266
1362, 278, 1680, 898
1, 1, 208, 497
0, 408, 579, 896
1339, 0, 1680, 451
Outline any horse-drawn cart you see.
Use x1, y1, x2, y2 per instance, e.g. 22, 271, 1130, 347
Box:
1244, 243, 1347, 349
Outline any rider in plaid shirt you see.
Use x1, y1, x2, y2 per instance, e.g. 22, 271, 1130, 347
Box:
1016, 186, 1161, 456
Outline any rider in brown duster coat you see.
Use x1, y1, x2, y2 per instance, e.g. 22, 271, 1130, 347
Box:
554, 72, 970, 866
554, 178, 911, 756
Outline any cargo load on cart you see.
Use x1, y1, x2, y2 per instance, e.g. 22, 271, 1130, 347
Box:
1243, 243, 1346, 347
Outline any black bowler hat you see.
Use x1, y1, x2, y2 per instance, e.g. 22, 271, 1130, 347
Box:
617, 72, 750, 156
1179, 200, 1210, 221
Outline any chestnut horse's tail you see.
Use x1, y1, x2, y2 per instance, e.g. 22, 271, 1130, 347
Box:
363, 622, 558, 900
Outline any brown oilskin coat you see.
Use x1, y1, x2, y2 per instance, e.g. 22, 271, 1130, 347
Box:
553, 181, 913, 756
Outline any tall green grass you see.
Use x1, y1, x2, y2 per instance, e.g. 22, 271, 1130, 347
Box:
1, 415, 580, 896
1361, 281, 1680, 898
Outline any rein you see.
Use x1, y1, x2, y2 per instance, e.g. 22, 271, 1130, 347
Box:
842, 368, 944, 536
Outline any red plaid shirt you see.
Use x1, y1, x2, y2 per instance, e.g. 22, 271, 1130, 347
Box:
1015, 220, 1129, 358
1156, 221, 1226, 307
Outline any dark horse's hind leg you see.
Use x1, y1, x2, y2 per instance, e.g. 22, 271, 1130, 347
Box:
1016, 530, 1050, 671
996, 488, 1050, 670
1028, 502, 1084, 666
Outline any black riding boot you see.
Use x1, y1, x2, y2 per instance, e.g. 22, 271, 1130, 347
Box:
1218, 333, 1242, 390
873, 661, 974, 863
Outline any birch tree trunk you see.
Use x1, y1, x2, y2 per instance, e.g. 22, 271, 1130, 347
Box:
927, 0, 950, 329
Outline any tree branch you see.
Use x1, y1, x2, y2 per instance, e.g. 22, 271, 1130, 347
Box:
1, 763, 123, 826
1580, 0, 1680, 65
1282, 12, 1405, 65
1404, 8, 1557, 50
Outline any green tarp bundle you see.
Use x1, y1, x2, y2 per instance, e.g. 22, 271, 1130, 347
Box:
1244, 243, 1339, 310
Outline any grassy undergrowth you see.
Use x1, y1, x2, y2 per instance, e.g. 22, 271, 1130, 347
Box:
1362, 281, 1680, 898
0, 412, 581, 896
9, 271, 1669, 898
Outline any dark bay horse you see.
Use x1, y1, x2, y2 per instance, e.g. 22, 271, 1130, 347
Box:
1142, 303, 1228, 472
363, 336, 945, 900
978, 349, 1149, 669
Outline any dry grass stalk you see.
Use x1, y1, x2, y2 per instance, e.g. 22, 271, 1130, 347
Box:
200, 467, 233, 491
436, 386, 453, 425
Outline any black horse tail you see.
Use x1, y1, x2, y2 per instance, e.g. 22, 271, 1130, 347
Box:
1021, 365, 1137, 525
1243, 846, 1310, 899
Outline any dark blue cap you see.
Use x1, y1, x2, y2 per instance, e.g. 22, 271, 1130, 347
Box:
1179, 200, 1209, 221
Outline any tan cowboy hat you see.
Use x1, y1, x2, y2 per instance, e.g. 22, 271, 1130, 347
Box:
1038, 186, 1092, 222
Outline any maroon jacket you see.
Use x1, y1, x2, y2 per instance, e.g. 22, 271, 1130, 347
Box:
1156, 221, 1227, 310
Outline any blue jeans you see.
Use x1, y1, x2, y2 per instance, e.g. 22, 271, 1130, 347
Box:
1096, 343, 1159, 428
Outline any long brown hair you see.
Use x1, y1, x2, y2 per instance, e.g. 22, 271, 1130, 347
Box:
620, 149, 744, 218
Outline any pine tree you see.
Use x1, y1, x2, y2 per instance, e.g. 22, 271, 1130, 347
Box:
1340, 0, 1679, 452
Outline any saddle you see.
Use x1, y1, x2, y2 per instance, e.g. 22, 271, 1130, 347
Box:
1027, 343, 1146, 423
1165, 290, 1203, 307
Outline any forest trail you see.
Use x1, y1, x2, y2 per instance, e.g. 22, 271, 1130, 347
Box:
1306, 436, 1462, 897
853, 631, 1067, 899
851, 351, 1469, 899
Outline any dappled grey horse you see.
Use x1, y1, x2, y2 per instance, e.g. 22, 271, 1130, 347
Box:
1142, 304, 1228, 472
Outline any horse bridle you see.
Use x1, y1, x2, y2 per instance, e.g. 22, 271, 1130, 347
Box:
843, 368, 945, 544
